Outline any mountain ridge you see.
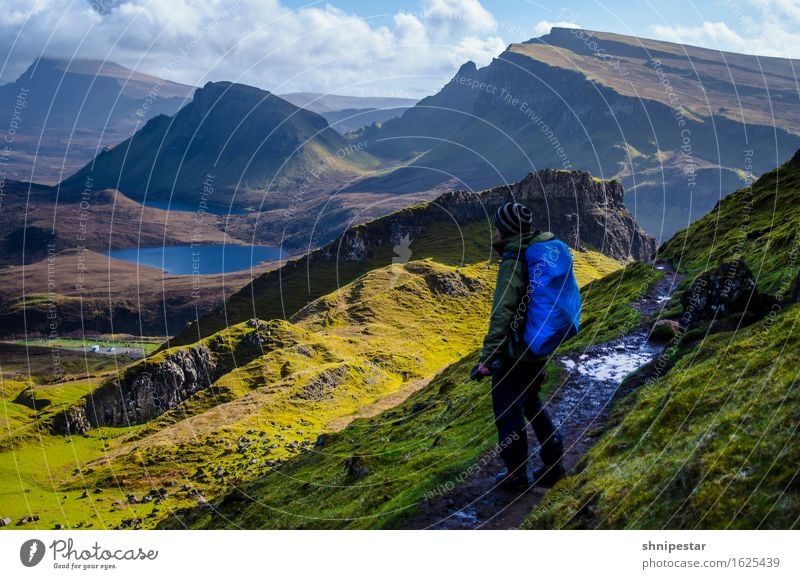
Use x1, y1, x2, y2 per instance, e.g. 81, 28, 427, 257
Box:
61, 81, 379, 208
350, 28, 800, 241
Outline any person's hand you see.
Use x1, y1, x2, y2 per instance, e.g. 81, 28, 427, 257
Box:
470, 363, 493, 381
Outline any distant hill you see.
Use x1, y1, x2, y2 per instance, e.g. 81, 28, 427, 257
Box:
0, 57, 194, 129
351, 28, 800, 241
62, 82, 380, 209
0, 57, 194, 183
280, 92, 417, 134
280, 92, 418, 114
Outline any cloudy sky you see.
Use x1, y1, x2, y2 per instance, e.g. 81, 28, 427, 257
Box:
1, 0, 798, 98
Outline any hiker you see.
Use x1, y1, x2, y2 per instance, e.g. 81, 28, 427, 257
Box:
471, 201, 581, 491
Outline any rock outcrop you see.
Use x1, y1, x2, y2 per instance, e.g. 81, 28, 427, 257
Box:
293, 366, 348, 402
52, 405, 93, 435
324, 169, 655, 262
680, 260, 775, 325
53, 345, 216, 433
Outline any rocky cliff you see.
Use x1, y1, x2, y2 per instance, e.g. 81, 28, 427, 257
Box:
352, 29, 800, 240
53, 344, 216, 433
326, 169, 654, 262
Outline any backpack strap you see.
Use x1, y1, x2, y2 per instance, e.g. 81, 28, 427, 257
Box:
499, 231, 543, 262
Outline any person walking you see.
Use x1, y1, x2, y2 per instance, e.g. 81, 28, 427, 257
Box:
472, 201, 574, 491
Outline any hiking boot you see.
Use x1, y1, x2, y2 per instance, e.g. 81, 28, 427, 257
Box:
495, 469, 530, 492
531, 463, 566, 488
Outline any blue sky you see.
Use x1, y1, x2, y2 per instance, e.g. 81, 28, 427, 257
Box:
279, 0, 741, 43
1, 0, 797, 97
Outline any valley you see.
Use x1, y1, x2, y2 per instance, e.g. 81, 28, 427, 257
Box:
0, 20, 797, 535
0, 166, 636, 530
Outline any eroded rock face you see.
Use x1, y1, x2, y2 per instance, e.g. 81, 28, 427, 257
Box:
321, 169, 655, 263
422, 270, 485, 297
680, 260, 774, 325
52, 405, 92, 435
53, 345, 216, 433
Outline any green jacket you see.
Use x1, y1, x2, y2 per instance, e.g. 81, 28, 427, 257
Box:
479, 230, 555, 364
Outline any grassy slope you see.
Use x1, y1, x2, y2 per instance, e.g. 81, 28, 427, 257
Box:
169, 218, 495, 346
659, 151, 800, 296
1, 240, 620, 530
157, 257, 650, 529
526, 303, 799, 529
524, 153, 800, 529
0, 355, 142, 529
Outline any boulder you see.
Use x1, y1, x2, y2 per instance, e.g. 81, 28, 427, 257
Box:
51, 406, 91, 435
344, 456, 369, 482
680, 260, 773, 325
420, 269, 484, 297
293, 366, 348, 401
650, 319, 681, 342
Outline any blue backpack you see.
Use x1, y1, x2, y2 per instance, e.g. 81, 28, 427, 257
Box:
503, 237, 582, 356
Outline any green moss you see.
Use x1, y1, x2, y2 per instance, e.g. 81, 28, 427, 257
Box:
525, 303, 800, 529
160, 350, 566, 529
659, 155, 800, 297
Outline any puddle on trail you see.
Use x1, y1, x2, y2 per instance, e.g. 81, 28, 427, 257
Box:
550, 330, 664, 432
560, 332, 662, 385
451, 507, 479, 526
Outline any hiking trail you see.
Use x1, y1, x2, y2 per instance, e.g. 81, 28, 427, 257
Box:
408, 264, 681, 529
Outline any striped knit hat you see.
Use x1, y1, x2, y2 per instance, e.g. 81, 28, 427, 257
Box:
494, 202, 533, 237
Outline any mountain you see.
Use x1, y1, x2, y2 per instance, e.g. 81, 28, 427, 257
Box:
0, 57, 195, 183
0, 57, 194, 129
279, 93, 418, 134
169, 168, 656, 345
7, 152, 797, 530
280, 93, 418, 114
61, 81, 380, 209
157, 151, 800, 530
351, 29, 800, 242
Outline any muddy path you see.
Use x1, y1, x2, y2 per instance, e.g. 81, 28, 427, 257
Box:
407, 264, 682, 530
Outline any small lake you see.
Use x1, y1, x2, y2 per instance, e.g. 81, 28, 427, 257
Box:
106, 245, 284, 275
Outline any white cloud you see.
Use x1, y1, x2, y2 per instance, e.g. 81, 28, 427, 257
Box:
422, 0, 497, 35
0, 0, 508, 98
531, 20, 582, 37
649, 1, 800, 58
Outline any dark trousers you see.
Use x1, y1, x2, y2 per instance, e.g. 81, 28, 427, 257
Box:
491, 356, 563, 475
